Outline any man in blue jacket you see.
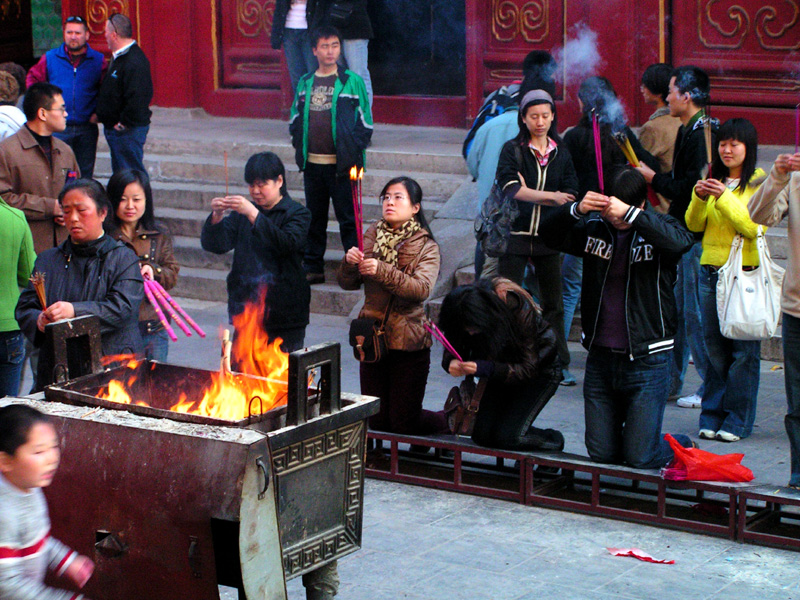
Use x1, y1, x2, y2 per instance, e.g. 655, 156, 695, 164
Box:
26, 16, 106, 178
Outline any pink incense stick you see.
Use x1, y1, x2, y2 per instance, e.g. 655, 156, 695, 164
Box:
592, 110, 604, 194
146, 280, 192, 337
795, 103, 799, 154
148, 279, 207, 338
425, 322, 464, 362
143, 280, 178, 341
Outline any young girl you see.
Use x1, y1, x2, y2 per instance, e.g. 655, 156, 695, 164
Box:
338, 176, 446, 434
494, 89, 579, 384
686, 118, 766, 442
107, 169, 180, 362
0, 404, 94, 599
437, 278, 564, 451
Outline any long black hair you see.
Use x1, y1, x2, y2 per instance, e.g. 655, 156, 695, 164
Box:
437, 279, 524, 361
379, 176, 433, 236
711, 118, 758, 194
106, 169, 158, 231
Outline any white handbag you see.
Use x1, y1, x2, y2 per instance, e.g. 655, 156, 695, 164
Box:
716, 226, 785, 341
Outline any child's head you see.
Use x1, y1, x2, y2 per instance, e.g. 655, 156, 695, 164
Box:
0, 405, 60, 492
612, 168, 648, 208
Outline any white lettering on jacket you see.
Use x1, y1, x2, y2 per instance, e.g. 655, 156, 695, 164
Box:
584, 236, 612, 260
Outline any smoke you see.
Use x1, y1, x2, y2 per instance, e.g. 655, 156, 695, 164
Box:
553, 24, 604, 84
578, 76, 628, 133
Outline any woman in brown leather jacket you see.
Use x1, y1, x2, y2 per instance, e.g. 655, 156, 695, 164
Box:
338, 176, 446, 434
106, 169, 179, 361
438, 278, 564, 451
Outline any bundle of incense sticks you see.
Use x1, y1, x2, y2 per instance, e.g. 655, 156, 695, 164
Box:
143, 278, 207, 340
704, 108, 713, 179
349, 166, 364, 251
142, 280, 178, 342
614, 132, 640, 167
29, 272, 47, 309
592, 109, 604, 193
424, 321, 464, 362
146, 279, 192, 337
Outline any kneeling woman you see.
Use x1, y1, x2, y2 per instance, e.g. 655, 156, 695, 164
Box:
16, 179, 143, 390
338, 176, 446, 434
437, 278, 564, 450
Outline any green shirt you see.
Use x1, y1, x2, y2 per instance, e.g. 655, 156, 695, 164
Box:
0, 197, 36, 332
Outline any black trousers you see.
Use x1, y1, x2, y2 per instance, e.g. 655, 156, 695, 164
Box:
471, 361, 562, 450
302, 162, 357, 274
360, 348, 447, 434
497, 252, 570, 368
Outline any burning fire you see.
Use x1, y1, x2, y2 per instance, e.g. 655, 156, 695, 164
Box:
97, 289, 290, 420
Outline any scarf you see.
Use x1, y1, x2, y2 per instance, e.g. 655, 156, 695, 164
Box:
373, 219, 421, 266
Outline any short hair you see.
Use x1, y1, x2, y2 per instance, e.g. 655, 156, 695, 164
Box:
612, 168, 648, 207
59, 178, 111, 214
108, 13, 133, 39
0, 405, 53, 456
107, 169, 157, 230
0, 62, 26, 94
641, 63, 673, 102
64, 15, 88, 30
244, 152, 287, 194
0, 71, 19, 105
311, 25, 341, 48
671, 65, 710, 108
22, 82, 63, 121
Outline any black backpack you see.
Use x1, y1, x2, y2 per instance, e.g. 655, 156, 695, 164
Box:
462, 84, 520, 159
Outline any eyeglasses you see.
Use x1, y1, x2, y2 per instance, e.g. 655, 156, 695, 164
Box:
46, 106, 68, 114
65, 16, 86, 24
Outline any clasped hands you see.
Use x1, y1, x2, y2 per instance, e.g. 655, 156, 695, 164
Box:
344, 247, 379, 276
210, 195, 258, 222
579, 192, 633, 230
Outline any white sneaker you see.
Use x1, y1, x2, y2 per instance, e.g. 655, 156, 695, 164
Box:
677, 394, 702, 408
716, 430, 741, 442
699, 429, 717, 440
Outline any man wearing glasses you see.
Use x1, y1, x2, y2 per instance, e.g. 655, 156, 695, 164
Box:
26, 15, 107, 178
96, 12, 153, 174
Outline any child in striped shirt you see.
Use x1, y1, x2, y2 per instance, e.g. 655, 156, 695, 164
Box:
0, 404, 94, 599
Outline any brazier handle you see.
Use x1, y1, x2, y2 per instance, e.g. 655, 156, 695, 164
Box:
287, 343, 341, 426
256, 457, 269, 500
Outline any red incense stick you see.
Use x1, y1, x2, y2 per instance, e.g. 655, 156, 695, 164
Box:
146, 280, 192, 337
143, 281, 178, 341
592, 110, 604, 194
424, 322, 464, 362
224, 151, 229, 197
149, 279, 207, 338
795, 103, 799, 154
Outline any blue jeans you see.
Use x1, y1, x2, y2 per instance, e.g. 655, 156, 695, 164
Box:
0, 330, 25, 397
562, 254, 582, 338
671, 242, 710, 397
584, 347, 692, 469
283, 28, 317, 93
697, 266, 760, 437
340, 39, 373, 107
55, 123, 99, 178
104, 124, 149, 174
783, 313, 800, 486
140, 323, 170, 362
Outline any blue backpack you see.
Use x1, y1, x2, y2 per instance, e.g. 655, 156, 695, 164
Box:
462, 84, 520, 159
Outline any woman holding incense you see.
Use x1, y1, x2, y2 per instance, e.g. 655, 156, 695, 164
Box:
494, 89, 578, 384
437, 277, 564, 451
338, 176, 446, 434
202, 152, 311, 353
685, 118, 767, 442
106, 169, 180, 362
15, 179, 143, 391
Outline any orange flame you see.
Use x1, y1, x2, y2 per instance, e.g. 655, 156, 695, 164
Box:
96, 288, 289, 421
349, 165, 358, 180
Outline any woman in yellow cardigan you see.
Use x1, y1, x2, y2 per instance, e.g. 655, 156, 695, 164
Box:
686, 118, 766, 442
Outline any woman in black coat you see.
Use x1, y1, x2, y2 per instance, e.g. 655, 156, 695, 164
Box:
16, 179, 143, 391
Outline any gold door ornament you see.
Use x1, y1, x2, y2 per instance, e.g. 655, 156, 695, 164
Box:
86, 0, 130, 36
492, 0, 549, 43
237, 0, 275, 37
699, 0, 799, 51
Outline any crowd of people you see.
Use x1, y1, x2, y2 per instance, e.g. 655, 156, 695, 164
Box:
1, 11, 800, 600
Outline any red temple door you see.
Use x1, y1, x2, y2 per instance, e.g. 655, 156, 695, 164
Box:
0, 0, 33, 67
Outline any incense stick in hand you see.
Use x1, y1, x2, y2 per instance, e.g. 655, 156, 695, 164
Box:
30, 273, 47, 309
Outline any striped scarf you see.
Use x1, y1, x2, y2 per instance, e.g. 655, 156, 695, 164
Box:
373, 219, 421, 266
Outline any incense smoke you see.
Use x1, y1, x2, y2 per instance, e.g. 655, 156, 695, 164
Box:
553, 24, 604, 84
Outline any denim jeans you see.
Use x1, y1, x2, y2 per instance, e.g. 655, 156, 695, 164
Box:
55, 123, 99, 178
561, 254, 582, 339
584, 347, 692, 469
340, 39, 373, 107
0, 330, 25, 397
140, 324, 170, 362
783, 313, 800, 486
302, 162, 357, 274
104, 124, 149, 174
283, 28, 317, 93
671, 241, 710, 398
697, 266, 760, 437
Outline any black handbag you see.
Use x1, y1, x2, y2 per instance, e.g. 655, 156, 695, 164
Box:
348, 312, 389, 363
328, 1, 354, 27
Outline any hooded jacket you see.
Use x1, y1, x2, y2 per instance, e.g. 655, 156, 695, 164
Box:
540, 201, 695, 359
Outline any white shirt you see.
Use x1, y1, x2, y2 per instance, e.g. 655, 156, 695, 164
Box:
112, 40, 137, 60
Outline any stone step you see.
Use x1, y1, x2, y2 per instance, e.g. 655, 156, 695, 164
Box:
95, 153, 467, 201
173, 266, 363, 316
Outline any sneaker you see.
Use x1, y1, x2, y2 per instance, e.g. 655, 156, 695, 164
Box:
716, 430, 741, 442
560, 369, 577, 386
677, 394, 702, 408
305, 272, 325, 285
698, 429, 717, 440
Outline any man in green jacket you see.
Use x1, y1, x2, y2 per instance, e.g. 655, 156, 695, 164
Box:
289, 24, 372, 284
0, 197, 35, 396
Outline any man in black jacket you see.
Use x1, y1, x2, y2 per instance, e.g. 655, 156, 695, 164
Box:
634, 66, 716, 409
540, 169, 695, 468
96, 12, 153, 174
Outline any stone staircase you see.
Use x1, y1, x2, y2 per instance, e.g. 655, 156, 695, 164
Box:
94, 114, 469, 318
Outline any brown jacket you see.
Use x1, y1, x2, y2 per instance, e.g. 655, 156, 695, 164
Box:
108, 225, 180, 324
0, 126, 78, 254
338, 224, 440, 351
